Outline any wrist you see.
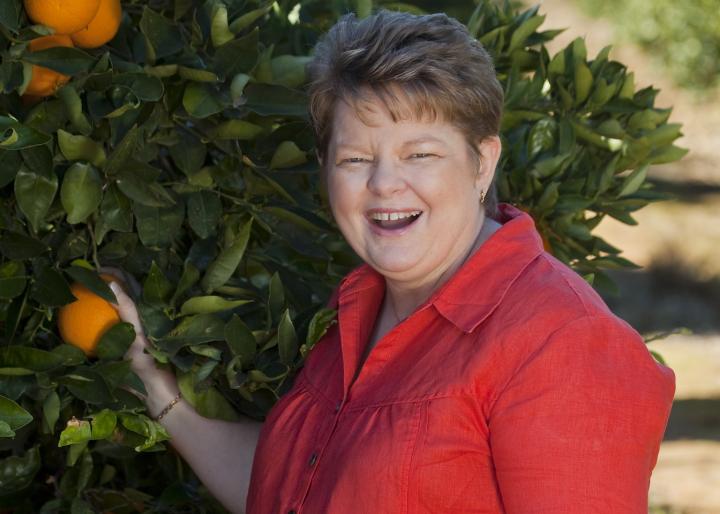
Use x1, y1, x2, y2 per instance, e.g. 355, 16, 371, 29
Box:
144, 379, 182, 419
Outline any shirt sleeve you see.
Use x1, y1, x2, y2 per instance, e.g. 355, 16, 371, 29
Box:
488, 315, 676, 514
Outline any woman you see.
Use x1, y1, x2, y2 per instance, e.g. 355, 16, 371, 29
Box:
109, 10, 675, 513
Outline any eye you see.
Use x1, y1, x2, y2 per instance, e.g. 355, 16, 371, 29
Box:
338, 157, 370, 165
409, 153, 435, 159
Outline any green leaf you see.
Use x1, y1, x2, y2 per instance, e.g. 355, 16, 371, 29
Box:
31, 265, 76, 307
0, 420, 14, 438
139, 7, 185, 59
0, 148, 22, 187
305, 308, 337, 348
58, 418, 92, 447
23, 47, 95, 75
104, 126, 139, 176
649, 144, 689, 165
213, 28, 259, 79
95, 183, 133, 243
211, 120, 263, 140
180, 296, 251, 316
509, 14, 545, 52
537, 181, 560, 212
14, 164, 58, 233
355, 0, 372, 18
229, 3, 273, 33
52, 344, 86, 367
90, 409, 117, 440
225, 315, 256, 364
186, 191, 222, 239
59, 369, 113, 404
268, 272, 284, 321
0, 231, 48, 260
57, 130, 106, 167
244, 83, 307, 117
183, 83, 228, 119
0, 346, 63, 373
618, 164, 648, 197
178, 66, 219, 83
169, 133, 207, 175
0, 394, 32, 432
270, 55, 312, 88
113, 73, 164, 102
0, 446, 40, 495
133, 201, 185, 248
211, 4, 234, 47
160, 314, 226, 350
96, 322, 136, 360
42, 390, 60, 435
64, 266, 115, 303
178, 372, 239, 421
171, 261, 200, 306
230, 73, 251, 104
116, 164, 175, 207
60, 162, 103, 224
57, 87, 92, 136
143, 261, 174, 305
0, 261, 26, 299
277, 309, 297, 366
0, 0, 21, 32
201, 218, 252, 293
270, 141, 307, 169
574, 61, 593, 105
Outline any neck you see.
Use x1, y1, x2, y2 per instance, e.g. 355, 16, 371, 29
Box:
384, 214, 501, 323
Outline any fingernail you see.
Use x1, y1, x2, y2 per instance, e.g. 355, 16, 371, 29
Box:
109, 282, 118, 294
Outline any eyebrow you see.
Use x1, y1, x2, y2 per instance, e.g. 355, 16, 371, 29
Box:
334, 136, 447, 153
400, 136, 447, 147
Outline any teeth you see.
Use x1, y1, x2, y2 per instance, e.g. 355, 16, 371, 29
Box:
369, 210, 421, 221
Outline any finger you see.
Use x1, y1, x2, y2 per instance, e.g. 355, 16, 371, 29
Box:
108, 281, 144, 335
99, 266, 142, 298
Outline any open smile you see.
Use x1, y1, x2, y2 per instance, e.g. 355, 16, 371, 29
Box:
365, 210, 423, 236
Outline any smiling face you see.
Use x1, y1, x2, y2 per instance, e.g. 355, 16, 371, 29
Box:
325, 94, 500, 288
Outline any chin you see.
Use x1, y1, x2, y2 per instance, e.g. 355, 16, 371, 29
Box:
366, 253, 423, 276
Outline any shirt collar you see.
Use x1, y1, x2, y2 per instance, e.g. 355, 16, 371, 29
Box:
333, 203, 544, 334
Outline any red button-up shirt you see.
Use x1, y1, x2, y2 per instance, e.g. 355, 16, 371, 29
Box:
246, 204, 675, 514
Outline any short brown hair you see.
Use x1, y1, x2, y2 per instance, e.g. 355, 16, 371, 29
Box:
306, 10, 504, 216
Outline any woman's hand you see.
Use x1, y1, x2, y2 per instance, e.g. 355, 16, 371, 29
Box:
101, 267, 180, 417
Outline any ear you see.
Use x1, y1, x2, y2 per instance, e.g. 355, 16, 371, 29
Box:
473, 135, 502, 192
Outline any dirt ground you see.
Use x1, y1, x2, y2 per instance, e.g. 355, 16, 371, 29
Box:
538, 1, 720, 512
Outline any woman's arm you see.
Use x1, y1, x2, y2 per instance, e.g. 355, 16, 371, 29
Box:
489, 315, 675, 513
109, 280, 261, 514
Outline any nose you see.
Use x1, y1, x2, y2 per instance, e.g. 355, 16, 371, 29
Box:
366, 157, 406, 197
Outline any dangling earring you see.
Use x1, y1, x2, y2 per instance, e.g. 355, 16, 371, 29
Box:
480, 189, 486, 203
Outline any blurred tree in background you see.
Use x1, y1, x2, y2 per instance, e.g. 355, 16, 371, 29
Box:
575, 0, 720, 94
0, 0, 685, 511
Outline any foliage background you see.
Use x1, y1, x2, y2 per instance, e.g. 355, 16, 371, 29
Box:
575, 0, 720, 94
0, 0, 685, 511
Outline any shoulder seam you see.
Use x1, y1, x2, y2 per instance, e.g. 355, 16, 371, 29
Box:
542, 254, 594, 316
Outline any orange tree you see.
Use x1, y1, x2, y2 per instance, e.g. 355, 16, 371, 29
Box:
0, 0, 685, 511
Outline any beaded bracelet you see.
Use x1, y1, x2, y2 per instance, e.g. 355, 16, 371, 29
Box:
154, 392, 182, 421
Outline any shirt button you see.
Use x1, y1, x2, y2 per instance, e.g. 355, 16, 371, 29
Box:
309, 452, 318, 466
288, 511, 296, 514
335, 401, 342, 412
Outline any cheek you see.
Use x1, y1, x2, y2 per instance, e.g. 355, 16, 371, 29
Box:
327, 174, 357, 220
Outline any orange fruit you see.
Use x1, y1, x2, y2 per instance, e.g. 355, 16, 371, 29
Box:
24, 0, 101, 35
23, 35, 74, 97
57, 274, 121, 356
70, 0, 122, 49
